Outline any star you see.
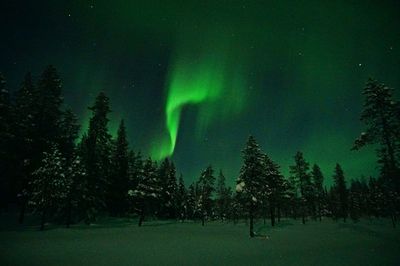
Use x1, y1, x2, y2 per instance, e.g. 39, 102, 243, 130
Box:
358, 63, 362, 67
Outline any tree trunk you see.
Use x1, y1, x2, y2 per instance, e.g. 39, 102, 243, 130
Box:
391, 214, 396, 228
40, 210, 46, 231
277, 205, 281, 223
18, 201, 26, 224
302, 212, 305, 224
202, 216, 205, 226
66, 198, 72, 228
381, 117, 396, 172
270, 206, 275, 227
249, 203, 254, 237
138, 210, 144, 227
319, 205, 322, 222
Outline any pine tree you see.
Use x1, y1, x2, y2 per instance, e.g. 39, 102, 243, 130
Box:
358, 177, 370, 217
289, 152, 312, 224
64, 155, 86, 227
277, 179, 292, 222
312, 164, 325, 221
349, 179, 363, 222
367, 177, 385, 218
109, 120, 130, 216
186, 183, 197, 220
13, 73, 38, 223
59, 109, 80, 162
176, 174, 187, 221
29, 145, 70, 230
57, 109, 81, 227
215, 170, 232, 221
127, 150, 142, 208
262, 154, 284, 226
81, 92, 112, 223
18, 66, 64, 223
236, 136, 265, 237
158, 158, 178, 219
353, 79, 399, 192
130, 158, 161, 226
34, 65, 64, 160
332, 163, 348, 222
198, 165, 215, 226
286, 175, 298, 220
231, 192, 243, 224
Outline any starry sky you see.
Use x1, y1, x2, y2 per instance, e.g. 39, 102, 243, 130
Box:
1, 0, 400, 186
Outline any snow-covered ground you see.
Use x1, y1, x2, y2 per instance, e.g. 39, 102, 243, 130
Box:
0, 216, 399, 265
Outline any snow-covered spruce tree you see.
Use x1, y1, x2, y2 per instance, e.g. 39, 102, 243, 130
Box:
175, 174, 187, 221
262, 154, 284, 227
127, 151, 142, 214
332, 164, 348, 222
129, 158, 161, 226
81, 92, 112, 224
312, 164, 325, 221
57, 108, 81, 227
17, 66, 65, 224
289, 152, 312, 224
109, 120, 130, 216
158, 158, 178, 219
29, 145, 70, 230
186, 183, 197, 220
65, 155, 86, 227
197, 165, 215, 226
215, 170, 232, 221
236, 136, 265, 237
13, 73, 38, 223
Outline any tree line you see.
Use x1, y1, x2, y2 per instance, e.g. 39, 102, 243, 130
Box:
0, 66, 399, 235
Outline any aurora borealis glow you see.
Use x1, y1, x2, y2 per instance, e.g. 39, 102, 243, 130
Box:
1, 0, 400, 186
151, 29, 248, 159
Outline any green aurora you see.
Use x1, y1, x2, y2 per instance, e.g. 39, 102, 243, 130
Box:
151, 29, 248, 160
1, 0, 400, 186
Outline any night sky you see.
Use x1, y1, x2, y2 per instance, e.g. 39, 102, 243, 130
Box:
1, 0, 400, 186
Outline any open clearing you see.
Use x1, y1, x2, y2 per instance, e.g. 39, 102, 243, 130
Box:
0, 216, 399, 266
